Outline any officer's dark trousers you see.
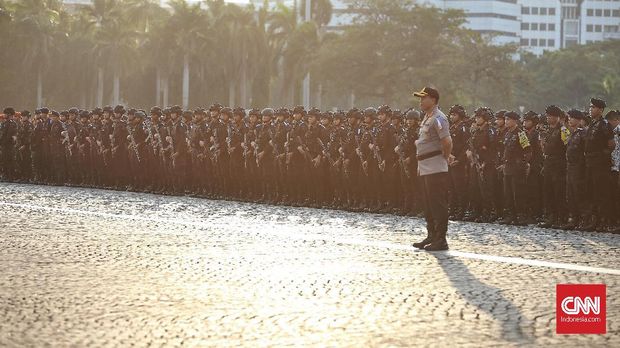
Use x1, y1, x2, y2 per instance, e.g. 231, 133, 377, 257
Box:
585, 162, 610, 220
503, 169, 526, 218
449, 163, 467, 213
543, 162, 566, 219
566, 165, 585, 219
420, 171, 449, 244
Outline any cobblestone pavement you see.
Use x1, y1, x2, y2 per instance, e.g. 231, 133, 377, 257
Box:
0, 182, 618, 347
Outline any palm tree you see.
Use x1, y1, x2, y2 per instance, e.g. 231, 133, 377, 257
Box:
12, 0, 62, 108
83, 0, 123, 106
93, 7, 139, 106
144, 11, 174, 106
168, 0, 207, 109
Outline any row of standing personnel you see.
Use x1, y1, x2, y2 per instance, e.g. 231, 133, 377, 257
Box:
0, 100, 619, 233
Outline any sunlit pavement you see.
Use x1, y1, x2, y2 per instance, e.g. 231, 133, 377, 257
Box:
0, 182, 618, 347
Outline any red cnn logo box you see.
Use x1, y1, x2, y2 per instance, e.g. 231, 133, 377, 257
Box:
556, 284, 606, 334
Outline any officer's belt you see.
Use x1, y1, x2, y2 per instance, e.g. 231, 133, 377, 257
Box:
416, 150, 443, 161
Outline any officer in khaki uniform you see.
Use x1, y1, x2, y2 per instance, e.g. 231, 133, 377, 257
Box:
411, 87, 453, 251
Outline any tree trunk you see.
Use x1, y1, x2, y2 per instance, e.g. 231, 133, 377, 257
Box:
240, 57, 247, 108
112, 71, 120, 105
182, 54, 190, 109
97, 67, 104, 107
163, 75, 169, 107
36, 66, 43, 108
229, 80, 236, 107
349, 91, 355, 109
156, 67, 161, 106
316, 83, 322, 109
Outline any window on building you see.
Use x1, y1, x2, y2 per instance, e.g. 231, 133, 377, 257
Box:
587, 24, 594, 32
566, 39, 578, 47
541, 8, 547, 15
521, 38, 529, 46
614, 10, 620, 17
541, 23, 547, 31
521, 23, 529, 30
548, 39, 555, 47
532, 7, 539, 15
549, 23, 556, 31
539, 39, 546, 47
595, 25, 602, 32
549, 8, 556, 16
522, 7, 530, 15
532, 23, 539, 30
596, 9, 603, 16
587, 9, 594, 16
604, 9, 612, 17
531, 39, 538, 46
604, 25, 619, 32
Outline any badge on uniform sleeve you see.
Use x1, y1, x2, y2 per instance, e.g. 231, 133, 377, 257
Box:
436, 118, 443, 130
560, 126, 570, 145
518, 131, 530, 148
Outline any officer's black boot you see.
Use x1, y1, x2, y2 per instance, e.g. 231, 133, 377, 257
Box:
537, 215, 554, 228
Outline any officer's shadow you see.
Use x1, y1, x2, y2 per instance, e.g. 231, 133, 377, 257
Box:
430, 253, 534, 345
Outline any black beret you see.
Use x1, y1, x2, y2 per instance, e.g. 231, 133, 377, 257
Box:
170, 105, 183, 114
335, 110, 346, 120
308, 107, 321, 117
449, 104, 467, 118
40, 107, 50, 114
79, 110, 90, 118
3, 107, 15, 115
590, 98, 606, 109
113, 105, 125, 114
150, 106, 162, 115
135, 111, 146, 119
523, 111, 539, 123
293, 106, 306, 115
248, 108, 260, 116
60, 110, 69, 117
495, 110, 507, 119
68, 107, 79, 114
219, 107, 232, 116
276, 107, 290, 117
209, 103, 223, 112
346, 107, 360, 118
406, 109, 421, 120
567, 109, 585, 120
605, 110, 619, 120
182, 110, 193, 118
261, 108, 274, 117
233, 107, 245, 117
505, 111, 520, 121
21, 110, 31, 117
363, 107, 377, 118
103, 106, 113, 113
377, 105, 392, 116
127, 108, 136, 115
51, 110, 60, 117
474, 107, 493, 120
545, 105, 564, 117
93, 107, 103, 115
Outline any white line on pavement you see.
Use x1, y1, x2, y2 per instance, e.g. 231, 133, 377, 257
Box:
2, 201, 619, 276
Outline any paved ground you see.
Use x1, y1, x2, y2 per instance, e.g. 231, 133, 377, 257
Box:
0, 182, 618, 347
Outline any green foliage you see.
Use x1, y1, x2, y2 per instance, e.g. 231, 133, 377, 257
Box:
0, 0, 618, 113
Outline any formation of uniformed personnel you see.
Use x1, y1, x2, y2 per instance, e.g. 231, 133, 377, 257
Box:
1, 96, 619, 234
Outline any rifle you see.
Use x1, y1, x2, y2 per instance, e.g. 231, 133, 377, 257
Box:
354, 133, 369, 176
295, 135, 313, 163
242, 131, 248, 169
317, 138, 336, 167
128, 126, 142, 163
396, 145, 411, 178
370, 130, 385, 172
61, 127, 73, 157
